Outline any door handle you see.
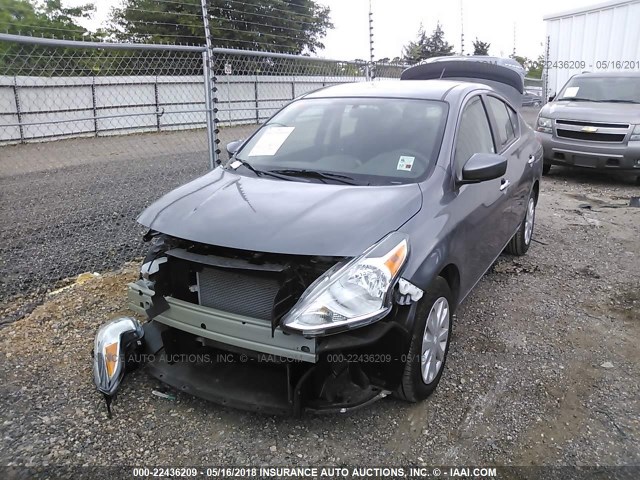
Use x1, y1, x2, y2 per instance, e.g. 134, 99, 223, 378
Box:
499, 179, 511, 191
527, 154, 535, 165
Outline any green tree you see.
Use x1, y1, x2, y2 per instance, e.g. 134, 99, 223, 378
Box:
510, 54, 547, 77
402, 23, 454, 65
472, 37, 490, 56
527, 54, 545, 78
110, 0, 333, 54
510, 54, 528, 69
0, 0, 94, 38
0, 0, 99, 76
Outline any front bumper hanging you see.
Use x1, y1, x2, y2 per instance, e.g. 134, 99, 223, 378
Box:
126, 280, 409, 415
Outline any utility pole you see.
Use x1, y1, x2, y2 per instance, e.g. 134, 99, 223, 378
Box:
460, 0, 465, 55
512, 22, 517, 57
369, 0, 375, 64
201, 0, 219, 169
366, 0, 376, 81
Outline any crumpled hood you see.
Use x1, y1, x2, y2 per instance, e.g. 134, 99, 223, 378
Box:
540, 101, 640, 124
138, 167, 423, 257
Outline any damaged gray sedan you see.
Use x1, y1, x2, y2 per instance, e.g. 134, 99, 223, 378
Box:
94, 61, 542, 415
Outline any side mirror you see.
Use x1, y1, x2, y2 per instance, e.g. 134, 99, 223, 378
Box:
548, 94, 556, 102
226, 139, 244, 159
460, 153, 507, 184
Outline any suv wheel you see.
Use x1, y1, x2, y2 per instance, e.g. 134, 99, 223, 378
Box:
543, 162, 551, 175
396, 277, 453, 402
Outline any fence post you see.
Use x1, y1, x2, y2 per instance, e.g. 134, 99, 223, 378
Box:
12, 76, 24, 144
201, 0, 218, 169
154, 76, 161, 132
543, 35, 551, 101
254, 75, 259, 124
91, 76, 98, 136
202, 51, 216, 170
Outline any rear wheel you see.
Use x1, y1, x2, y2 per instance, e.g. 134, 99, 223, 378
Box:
396, 277, 453, 402
506, 194, 536, 256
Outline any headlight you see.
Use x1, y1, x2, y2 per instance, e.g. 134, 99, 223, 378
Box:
537, 116, 553, 133
631, 125, 640, 141
93, 317, 144, 396
282, 233, 408, 337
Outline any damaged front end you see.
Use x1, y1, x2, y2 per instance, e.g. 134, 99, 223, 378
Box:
98, 231, 425, 415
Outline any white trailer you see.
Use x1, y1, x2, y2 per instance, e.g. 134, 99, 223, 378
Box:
543, 0, 640, 98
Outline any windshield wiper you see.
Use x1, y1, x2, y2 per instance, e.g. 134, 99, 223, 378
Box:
228, 159, 293, 181
599, 99, 640, 104
268, 169, 359, 185
557, 97, 600, 102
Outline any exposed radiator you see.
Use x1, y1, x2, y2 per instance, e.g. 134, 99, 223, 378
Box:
197, 267, 280, 320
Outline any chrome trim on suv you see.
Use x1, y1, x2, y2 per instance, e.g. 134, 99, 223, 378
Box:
554, 118, 631, 143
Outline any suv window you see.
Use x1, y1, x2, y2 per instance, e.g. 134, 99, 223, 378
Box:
486, 96, 516, 149
454, 97, 495, 169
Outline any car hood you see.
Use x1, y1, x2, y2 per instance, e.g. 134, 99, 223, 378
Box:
541, 101, 640, 124
138, 167, 423, 257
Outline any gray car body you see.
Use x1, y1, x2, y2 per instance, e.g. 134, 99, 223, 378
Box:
537, 72, 640, 173
139, 80, 543, 312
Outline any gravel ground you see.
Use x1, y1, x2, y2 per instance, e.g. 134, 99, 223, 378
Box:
0, 127, 245, 321
1, 166, 638, 468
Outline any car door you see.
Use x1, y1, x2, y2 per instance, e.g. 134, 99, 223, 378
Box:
484, 95, 534, 237
452, 95, 510, 293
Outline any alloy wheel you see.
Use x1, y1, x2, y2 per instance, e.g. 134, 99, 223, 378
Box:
524, 197, 536, 245
421, 297, 450, 384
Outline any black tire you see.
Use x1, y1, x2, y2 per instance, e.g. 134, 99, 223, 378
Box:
396, 277, 453, 403
542, 162, 551, 175
506, 193, 537, 256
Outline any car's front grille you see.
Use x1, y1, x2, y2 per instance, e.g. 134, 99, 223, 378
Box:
556, 129, 626, 143
555, 118, 629, 143
556, 119, 630, 129
197, 267, 280, 320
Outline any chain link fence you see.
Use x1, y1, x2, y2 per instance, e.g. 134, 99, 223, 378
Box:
211, 48, 404, 152
0, 32, 406, 316
0, 36, 214, 312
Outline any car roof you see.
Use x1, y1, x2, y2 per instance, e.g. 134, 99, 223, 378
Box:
303, 80, 488, 102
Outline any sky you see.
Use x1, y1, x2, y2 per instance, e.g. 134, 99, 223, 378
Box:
63, 0, 602, 61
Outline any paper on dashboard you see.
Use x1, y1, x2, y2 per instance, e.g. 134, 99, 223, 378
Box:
248, 126, 295, 156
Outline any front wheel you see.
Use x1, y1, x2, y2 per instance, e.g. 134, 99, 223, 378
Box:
506, 194, 537, 256
396, 277, 453, 403
542, 162, 551, 175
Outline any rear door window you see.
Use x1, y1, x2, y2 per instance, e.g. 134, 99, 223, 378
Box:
506, 106, 519, 136
486, 96, 516, 150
